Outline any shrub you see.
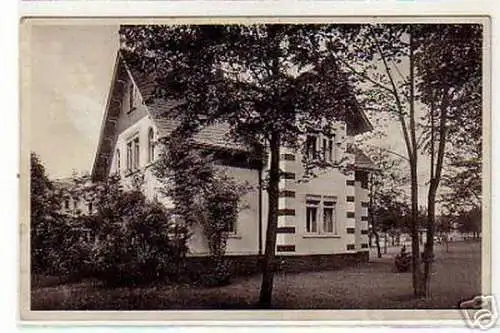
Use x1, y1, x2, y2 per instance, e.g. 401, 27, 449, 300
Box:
88, 190, 189, 287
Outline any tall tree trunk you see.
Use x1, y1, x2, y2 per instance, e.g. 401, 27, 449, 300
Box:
370, 24, 422, 297
410, 165, 423, 296
408, 26, 424, 297
374, 231, 382, 258
368, 173, 381, 258
384, 232, 388, 254
259, 130, 280, 307
423, 88, 450, 298
424, 190, 436, 297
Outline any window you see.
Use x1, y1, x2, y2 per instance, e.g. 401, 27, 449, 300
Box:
148, 128, 155, 163
306, 198, 319, 233
324, 136, 335, 162
355, 170, 369, 189
64, 198, 70, 210
88, 201, 93, 214
133, 137, 140, 170
128, 81, 135, 113
305, 135, 318, 160
306, 133, 336, 162
306, 195, 338, 235
116, 149, 120, 174
126, 136, 140, 172
224, 219, 237, 234
126, 142, 133, 171
323, 201, 336, 234
222, 201, 238, 234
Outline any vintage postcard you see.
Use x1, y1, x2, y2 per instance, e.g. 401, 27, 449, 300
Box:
19, 16, 491, 327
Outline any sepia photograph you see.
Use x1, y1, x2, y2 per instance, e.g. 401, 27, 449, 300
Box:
20, 17, 490, 322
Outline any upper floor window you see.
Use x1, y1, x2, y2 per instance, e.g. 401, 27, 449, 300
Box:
128, 81, 136, 113
126, 136, 140, 172
323, 135, 335, 162
115, 149, 120, 174
305, 135, 318, 160
305, 133, 336, 163
148, 128, 155, 163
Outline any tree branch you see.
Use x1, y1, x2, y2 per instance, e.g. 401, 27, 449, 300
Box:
368, 25, 415, 163
329, 51, 394, 94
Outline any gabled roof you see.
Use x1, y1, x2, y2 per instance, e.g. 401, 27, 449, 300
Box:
91, 52, 251, 181
346, 145, 378, 171
92, 51, 374, 181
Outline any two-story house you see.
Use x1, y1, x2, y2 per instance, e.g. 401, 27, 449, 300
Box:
91, 51, 375, 273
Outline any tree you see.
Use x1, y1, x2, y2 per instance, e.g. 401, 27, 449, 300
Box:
153, 134, 249, 286
324, 24, 426, 295
325, 23, 482, 297
362, 145, 409, 257
30, 152, 65, 274
456, 207, 482, 239
415, 24, 482, 296
120, 25, 361, 306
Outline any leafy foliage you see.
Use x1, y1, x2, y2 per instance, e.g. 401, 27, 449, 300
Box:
71, 175, 189, 286
153, 135, 248, 286
30, 152, 68, 275
120, 24, 363, 305
326, 23, 483, 297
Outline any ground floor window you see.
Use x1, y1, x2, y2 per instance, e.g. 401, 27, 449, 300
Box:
306, 195, 338, 235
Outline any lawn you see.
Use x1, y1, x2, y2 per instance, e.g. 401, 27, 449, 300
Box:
31, 240, 481, 310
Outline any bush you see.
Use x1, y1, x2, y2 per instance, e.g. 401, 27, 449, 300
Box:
202, 259, 232, 287
88, 191, 189, 287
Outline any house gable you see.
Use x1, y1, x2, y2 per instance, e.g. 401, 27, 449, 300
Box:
92, 52, 373, 181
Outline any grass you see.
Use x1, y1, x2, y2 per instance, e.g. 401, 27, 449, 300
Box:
31, 241, 481, 310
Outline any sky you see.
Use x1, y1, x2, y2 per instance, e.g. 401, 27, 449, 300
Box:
28, 24, 120, 179
27, 24, 433, 205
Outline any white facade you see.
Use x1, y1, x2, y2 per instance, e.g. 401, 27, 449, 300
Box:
92, 54, 372, 258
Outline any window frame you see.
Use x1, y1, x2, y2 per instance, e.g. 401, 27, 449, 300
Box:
115, 149, 121, 175
306, 198, 320, 233
305, 135, 318, 160
128, 81, 136, 113
305, 195, 338, 236
126, 134, 140, 173
305, 132, 337, 163
147, 128, 155, 164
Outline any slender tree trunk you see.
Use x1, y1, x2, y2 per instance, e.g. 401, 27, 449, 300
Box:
374, 231, 382, 258
410, 164, 423, 296
424, 190, 436, 297
408, 26, 424, 297
259, 130, 280, 307
423, 88, 450, 298
370, 24, 422, 297
384, 232, 388, 254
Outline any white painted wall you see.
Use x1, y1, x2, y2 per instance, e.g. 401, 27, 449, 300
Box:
110, 90, 262, 255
